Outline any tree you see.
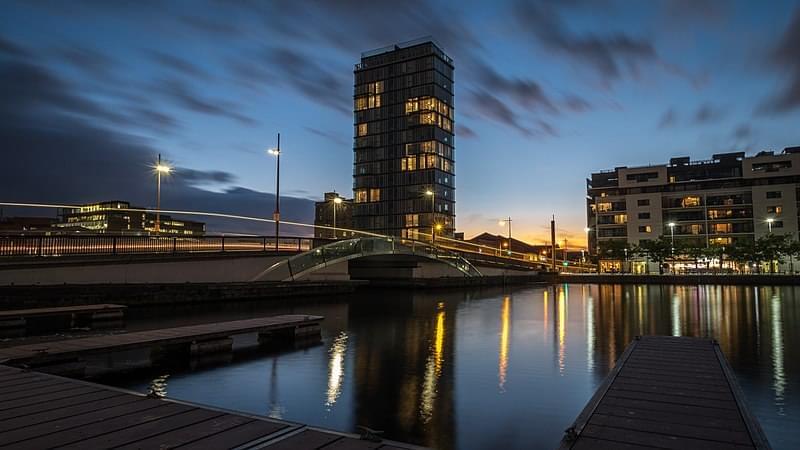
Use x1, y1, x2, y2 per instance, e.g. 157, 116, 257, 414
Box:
635, 237, 672, 274
597, 240, 630, 272
727, 239, 757, 273
756, 234, 792, 273
785, 239, 800, 274
683, 244, 706, 272
703, 244, 726, 272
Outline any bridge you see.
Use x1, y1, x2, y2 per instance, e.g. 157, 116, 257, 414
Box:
0, 202, 594, 286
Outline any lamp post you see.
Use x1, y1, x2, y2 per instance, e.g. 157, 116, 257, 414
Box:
268, 133, 281, 252
498, 217, 512, 255
767, 217, 774, 233
668, 222, 676, 255
425, 189, 435, 245
332, 196, 343, 239
154, 154, 171, 234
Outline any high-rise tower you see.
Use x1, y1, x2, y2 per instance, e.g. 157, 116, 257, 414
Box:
353, 38, 455, 239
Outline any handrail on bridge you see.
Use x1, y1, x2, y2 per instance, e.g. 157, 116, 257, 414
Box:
256, 237, 482, 281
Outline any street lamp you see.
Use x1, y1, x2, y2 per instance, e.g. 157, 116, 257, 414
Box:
154, 153, 171, 233
268, 133, 281, 252
668, 222, 676, 255
332, 196, 343, 239
767, 217, 774, 233
425, 189, 435, 245
499, 217, 512, 255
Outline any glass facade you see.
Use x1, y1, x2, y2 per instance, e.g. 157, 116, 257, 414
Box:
353, 40, 455, 238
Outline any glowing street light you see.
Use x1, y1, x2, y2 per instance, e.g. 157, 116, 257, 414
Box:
425, 189, 436, 245
767, 217, 774, 233
668, 222, 676, 255
154, 153, 171, 233
499, 217, 512, 254
267, 133, 281, 251
332, 195, 343, 239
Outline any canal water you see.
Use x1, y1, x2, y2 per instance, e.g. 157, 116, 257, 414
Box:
111, 284, 800, 449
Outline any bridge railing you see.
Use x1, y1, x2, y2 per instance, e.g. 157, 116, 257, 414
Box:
0, 234, 329, 258
264, 237, 482, 280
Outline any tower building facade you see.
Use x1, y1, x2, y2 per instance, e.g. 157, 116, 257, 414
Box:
353, 39, 455, 239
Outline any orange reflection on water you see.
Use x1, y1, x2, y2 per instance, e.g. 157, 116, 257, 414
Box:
498, 296, 510, 392
420, 304, 446, 423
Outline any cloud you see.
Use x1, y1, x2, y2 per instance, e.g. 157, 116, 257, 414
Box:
178, 15, 242, 37
0, 56, 312, 234
54, 45, 117, 80
457, 125, 478, 139
305, 127, 349, 147
693, 103, 725, 123
514, 1, 656, 82
176, 167, 237, 185
759, 9, 800, 113
0, 35, 28, 57
732, 123, 751, 140
658, 108, 676, 128
148, 50, 210, 80
564, 95, 591, 112
155, 78, 258, 126
125, 106, 181, 133
476, 63, 556, 112
469, 90, 533, 136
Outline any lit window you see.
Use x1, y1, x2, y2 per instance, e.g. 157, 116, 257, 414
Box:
405, 214, 419, 226
690, 224, 702, 234
357, 123, 367, 136
369, 188, 380, 202
767, 206, 783, 215
713, 223, 732, 233
355, 96, 368, 111
405, 97, 419, 114
638, 225, 652, 233
681, 196, 701, 207
597, 202, 612, 212
355, 190, 368, 203
613, 214, 627, 224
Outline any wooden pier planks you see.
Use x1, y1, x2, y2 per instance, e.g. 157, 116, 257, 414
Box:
0, 314, 322, 365
559, 335, 770, 450
0, 365, 421, 449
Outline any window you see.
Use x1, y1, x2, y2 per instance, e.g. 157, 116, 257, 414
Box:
613, 214, 627, 224
774, 220, 784, 228
356, 123, 367, 137
401, 157, 417, 171
597, 202, 612, 212
355, 96, 368, 111
752, 161, 791, 172
690, 224, 702, 235
405, 214, 419, 227
638, 212, 651, 219
681, 196, 701, 207
637, 199, 650, 206
355, 190, 368, 203
767, 206, 783, 215
638, 225, 652, 233
709, 237, 731, 245
626, 172, 658, 182
766, 191, 782, 199
713, 223, 732, 233
369, 188, 380, 202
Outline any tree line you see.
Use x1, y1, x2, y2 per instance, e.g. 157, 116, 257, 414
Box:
598, 234, 800, 274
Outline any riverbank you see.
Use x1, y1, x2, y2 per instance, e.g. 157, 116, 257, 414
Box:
552, 273, 800, 285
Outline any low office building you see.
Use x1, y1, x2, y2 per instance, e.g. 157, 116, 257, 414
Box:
56, 201, 205, 236
587, 147, 800, 272
314, 192, 354, 239
466, 232, 555, 260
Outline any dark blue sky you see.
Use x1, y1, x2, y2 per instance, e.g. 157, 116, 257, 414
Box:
1, 0, 799, 243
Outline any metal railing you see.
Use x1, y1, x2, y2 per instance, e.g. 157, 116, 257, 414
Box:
0, 234, 329, 258
257, 237, 482, 281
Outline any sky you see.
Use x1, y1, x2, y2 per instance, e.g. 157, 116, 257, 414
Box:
1, 0, 799, 244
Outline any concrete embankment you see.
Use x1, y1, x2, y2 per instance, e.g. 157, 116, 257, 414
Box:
552, 273, 800, 285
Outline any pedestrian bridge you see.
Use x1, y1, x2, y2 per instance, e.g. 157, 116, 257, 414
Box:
253, 237, 483, 281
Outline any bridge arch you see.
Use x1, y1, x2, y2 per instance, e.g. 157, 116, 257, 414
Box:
252, 237, 482, 282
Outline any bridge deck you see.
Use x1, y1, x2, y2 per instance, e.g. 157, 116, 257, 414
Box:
0, 364, 420, 449
559, 335, 770, 450
0, 315, 322, 366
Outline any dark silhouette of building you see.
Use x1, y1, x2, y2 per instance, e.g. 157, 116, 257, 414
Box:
56, 201, 205, 235
467, 232, 554, 258
0, 216, 57, 232
314, 192, 354, 239
353, 38, 455, 239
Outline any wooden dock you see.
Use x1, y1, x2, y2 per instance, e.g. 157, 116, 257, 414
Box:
0, 315, 322, 375
559, 335, 770, 450
0, 304, 126, 337
0, 364, 421, 449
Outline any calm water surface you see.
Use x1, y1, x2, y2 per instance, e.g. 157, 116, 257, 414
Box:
112, 284, 800, 449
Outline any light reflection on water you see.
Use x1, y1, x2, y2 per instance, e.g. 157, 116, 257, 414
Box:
114, 284, 800, 450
